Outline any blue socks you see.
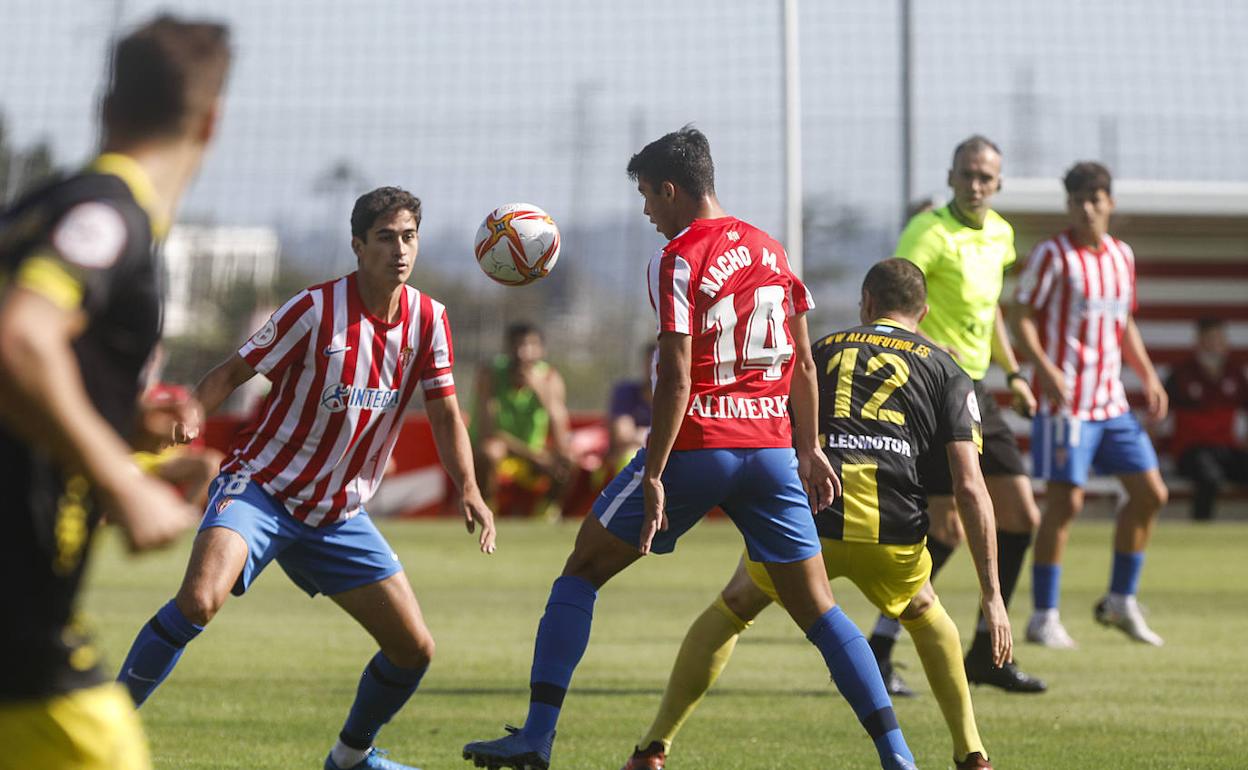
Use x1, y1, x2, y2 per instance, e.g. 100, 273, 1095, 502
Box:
339, 652, 428, 751
1032, 563, 1062, 611
524, 575, 597, 739
117, 599, 203, 706
1034, 551, 1144, 611
1110, 550, 1145, 597
807, 605, 913, 766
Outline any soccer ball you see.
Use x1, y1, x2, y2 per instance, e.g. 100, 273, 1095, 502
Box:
473, 203, 561, 286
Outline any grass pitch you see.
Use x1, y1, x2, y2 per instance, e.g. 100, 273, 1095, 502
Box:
85, 518, 1247, 769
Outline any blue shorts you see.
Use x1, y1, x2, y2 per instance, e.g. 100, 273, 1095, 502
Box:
1031, 412, 1158, 486
200, 472, 402, 598
593, 447, 821, 564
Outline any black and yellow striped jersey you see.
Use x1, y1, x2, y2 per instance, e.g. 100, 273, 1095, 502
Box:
812, 319, 980, 545
0, 154, 162, 699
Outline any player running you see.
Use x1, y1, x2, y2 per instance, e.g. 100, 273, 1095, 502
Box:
619, 259, 1009, 770
1011, 162, 1169, 648
462, 127, 916, 770
0, 16, 229, 769
116, 187, 496, 770
872, 136, 1046, 695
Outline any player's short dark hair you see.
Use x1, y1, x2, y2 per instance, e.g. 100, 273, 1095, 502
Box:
1063, 161, 1113, 197
350, 187, 422, 239
626, 125, 716, 198
863, 258, 927, 318
951, 134, 1002, 166
507, 322, 542, 345
102, 15, 231, 143
1197, 316, 1225, 333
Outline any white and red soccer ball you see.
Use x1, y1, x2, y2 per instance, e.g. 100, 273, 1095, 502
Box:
474, 203, 560, 286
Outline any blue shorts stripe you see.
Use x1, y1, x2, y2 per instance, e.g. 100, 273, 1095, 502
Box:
598, 471, 643, 527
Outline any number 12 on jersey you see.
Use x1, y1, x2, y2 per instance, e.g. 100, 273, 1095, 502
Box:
825, 346, 910, 424
704, 285, 795, 385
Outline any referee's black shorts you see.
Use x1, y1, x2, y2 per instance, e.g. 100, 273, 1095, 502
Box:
917, 379, 1026, 495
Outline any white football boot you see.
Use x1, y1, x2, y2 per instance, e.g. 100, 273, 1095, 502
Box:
1094, 594, 1164, 646
1025, 610, 1079, 649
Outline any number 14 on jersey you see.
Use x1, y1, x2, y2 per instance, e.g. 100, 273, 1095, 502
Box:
704, 285, 795, 385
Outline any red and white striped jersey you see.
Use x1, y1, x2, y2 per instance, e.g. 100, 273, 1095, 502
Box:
648, 216, 814, 450
222, 272, 455, 526
1014, 230, 1136, 421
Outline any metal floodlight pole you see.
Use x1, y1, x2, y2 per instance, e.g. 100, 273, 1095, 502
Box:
900, 0, 915, 224
782, 0, 803, 277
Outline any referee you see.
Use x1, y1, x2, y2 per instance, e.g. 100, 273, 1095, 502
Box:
869, 135, 1046, 694
0, 16, 230, 768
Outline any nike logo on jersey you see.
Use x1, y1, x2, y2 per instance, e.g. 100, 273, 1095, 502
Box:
323, 344, 352, 356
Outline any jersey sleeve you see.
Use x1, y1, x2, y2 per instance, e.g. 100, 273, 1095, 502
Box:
894, 214, 944, 275
12, 201, 135, 317
937, 367, 980, 449
1014, 239, 1060, 309
419, 302, 456, 400
781, 248, 815, 316
1118, 240, 1139, 313
1001, 221, 1018, 271
649, 250, 694, 335
238, 290, 316, 377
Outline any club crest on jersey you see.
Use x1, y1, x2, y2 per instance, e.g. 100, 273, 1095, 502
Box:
321, 382, 400, 413
250, 319, 277, 348
966, 391, 982, 423
399, 346, 414, 367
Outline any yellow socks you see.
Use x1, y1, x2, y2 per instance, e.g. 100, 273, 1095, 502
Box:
900, 599, 987, 762
640, 595, 752, 752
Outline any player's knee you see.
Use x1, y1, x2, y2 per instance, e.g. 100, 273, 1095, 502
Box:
1133, 479, 1169, 512
404, 631, 439, 668
931, 522, 964, 548
1044, 501, 1079, 528
720, 580, 768, 621
385, 632, 435, 670
899, 582, 936, 621
900, 595, 931, 621
174, 586, 226, 626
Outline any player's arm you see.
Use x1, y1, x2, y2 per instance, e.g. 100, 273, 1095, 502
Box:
174, 353, 258, 443
0, 284, 196, 550
992, 305, 1036, 417
947, 440, 1012, 667
788, 313, 839, 508
639, 331, 691, 555
541, 368, 574, 462
1122, 316, 1167, 421
427, 393, 497, 554
1008, 303, 1069, 410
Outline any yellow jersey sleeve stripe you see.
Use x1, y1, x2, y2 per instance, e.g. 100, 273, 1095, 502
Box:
14, 253, 84, 311
841, 462, 882, 543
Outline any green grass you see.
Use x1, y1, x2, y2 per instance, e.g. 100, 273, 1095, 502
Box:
84, 518, 1248, 769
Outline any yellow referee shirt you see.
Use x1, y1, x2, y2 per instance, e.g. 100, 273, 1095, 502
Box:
895, 205, 1016, 380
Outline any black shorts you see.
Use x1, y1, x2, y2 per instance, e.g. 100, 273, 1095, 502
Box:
917, 379, 1026, 495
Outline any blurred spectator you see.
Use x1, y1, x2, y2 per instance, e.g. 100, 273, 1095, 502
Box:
906, 194, 941, 221
472, 322, 573, 518
1165, 317, 1248, 520
603, 343, 655, 476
